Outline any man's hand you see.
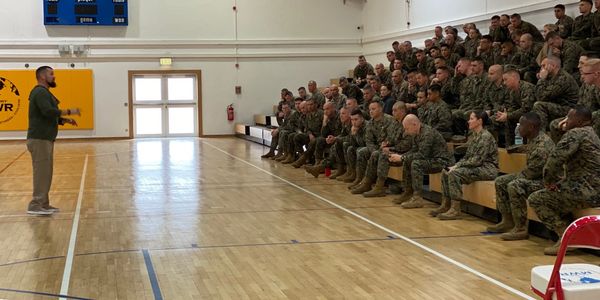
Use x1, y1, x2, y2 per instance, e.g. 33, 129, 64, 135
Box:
447, 165, 457, 173
351, 126, 358, 135
380, 141, 389, 149
389, 153, 402, 162
64, 118, 78, 126
278, 112, 284, 118
538, 68, 549, 80
495, 110, 508, 122
558, 117, 568, 131
551, 47, 561, 57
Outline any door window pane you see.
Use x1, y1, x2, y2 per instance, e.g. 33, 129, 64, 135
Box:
135, 78, 162, 101
168, 107, 195, 134
168, 77, 194, 101
135, 108, 163, 135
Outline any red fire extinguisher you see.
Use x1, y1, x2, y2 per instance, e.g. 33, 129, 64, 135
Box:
227, 104, 234, 121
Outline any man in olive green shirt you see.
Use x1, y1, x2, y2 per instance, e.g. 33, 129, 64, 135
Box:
27, 66, 79, 215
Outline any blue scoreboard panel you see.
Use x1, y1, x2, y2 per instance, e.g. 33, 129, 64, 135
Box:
44, 0, 128, 26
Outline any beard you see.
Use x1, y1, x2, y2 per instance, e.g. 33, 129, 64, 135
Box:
48, 81, 57, 88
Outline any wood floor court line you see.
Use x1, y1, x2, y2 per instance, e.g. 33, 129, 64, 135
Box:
202, 140, 536, 300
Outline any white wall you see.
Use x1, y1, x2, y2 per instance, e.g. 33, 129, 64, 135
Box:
0, 0, 363, 139
362, 0, 579, 60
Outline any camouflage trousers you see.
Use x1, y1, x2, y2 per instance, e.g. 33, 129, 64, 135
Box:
495, 174, 544, 225
294, 133, 317, 158
324, 138, 346, 167
489, 119, 517, 147
441, 165, 497, 200
344, 143, 360, 169
268, 130, 280, 152
549, 111, 600, 143
532, 101, 570, 131
284, 132, 300, 154
314, 137, 332, 160
403, 158, 445, 194
374, 151, 399, 180
356, 147, 376, 175
452, 109, 471, 136
528, 181, 595, 232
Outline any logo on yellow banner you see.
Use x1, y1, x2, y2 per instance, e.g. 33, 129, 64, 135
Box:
0, 77, 21, 125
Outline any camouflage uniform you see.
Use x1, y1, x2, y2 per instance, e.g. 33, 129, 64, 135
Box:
529, 126, 600, 232
420, 100, 453, 140
330, 94, 348, 111
479, 49, 498, 71
549, 83, 600, 142
283, 110, 306, 155
495, 132, 555, 227
569, 13, 594, 41
493, 81, 536, 145
323, 121, 352, 168
354, 63, 375, 81
342, 83, 364, 103
416, 57, 435, 75
516, 21, 544, 42
358, 115, 394, 181
372, 118, 413, 181
556, 15, 574, 39
269, 110, 293, 153
533, 70, 579, 130
293, 110, 323, 159
441, 129, 498, 200
345, 125, 367, 171
452, 74, 487, 135
402, 125, 454, 194
489, 27, 509, 43
463, 38, 480, 59
314, 113, 342, 161
511, 44, 543, 83
392, 81, 410, 102
556, 39, 585, 76
310, 91, 326, 109
378, 70, 392, 86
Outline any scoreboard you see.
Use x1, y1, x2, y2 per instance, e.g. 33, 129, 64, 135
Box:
44, 0, 128, 26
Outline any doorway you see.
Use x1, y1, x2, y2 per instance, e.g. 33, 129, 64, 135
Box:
128, 70, 202, 138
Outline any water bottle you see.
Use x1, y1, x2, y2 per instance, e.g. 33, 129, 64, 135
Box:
514, 123, 523, 145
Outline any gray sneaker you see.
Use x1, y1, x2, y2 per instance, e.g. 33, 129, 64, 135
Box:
43, 205, 60, 213
27, 208, 54, 215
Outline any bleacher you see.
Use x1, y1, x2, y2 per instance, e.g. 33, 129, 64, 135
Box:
237, 117, 599, 234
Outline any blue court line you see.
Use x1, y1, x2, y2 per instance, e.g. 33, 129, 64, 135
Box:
0, 287, 92, 300
142, 249, 164, 300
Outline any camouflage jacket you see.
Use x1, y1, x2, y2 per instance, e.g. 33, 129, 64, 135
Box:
516, 21, 544, 42
330, 94, 348, 111
459, 73, 487, 111
284, 110, 303, 132
511, 45, 542, 73
535, 70, 579, 108
310, 91, 326, 109
365, 114, 394, 151
543, 126, 600, 192
349, 124, 367, 148
506, 81, 536, 123
386, 118, 412, 154
578, 83, 600, 111
420, 100, 452, 137
342, 83, 364, 102
558, 39, 585, 75
320, 113, 342, 138
354, 63, 375, 80
489, 26, 509, 43
482, 81, 509, 112
304, 110, 324, 135
571, 13, 594, 40
463, 38, 479, 58
455, 129, 499, 168
392, 81, 410, 102
556, 15, 574, 39
403, 124, 454, 166
520, 132, 555, 180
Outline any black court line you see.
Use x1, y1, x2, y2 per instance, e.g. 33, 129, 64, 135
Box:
0, 287, 92, 300
410, 233, 491, 240
0, 255, 65, 268
142, 249, 164, 300
0, 150, 26, 175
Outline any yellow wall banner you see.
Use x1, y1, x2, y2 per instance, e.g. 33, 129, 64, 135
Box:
0, 69, 94, 131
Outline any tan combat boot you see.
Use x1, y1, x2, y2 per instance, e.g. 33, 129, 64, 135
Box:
362, 178, 386, 197
393, 187, 414, 204
438, 200, 462, 220
486, 212, 515, 233
329, 165, 346, 180
338, 168, 355, 182
401, 195, 427, 209
429, 197, 451, 217
500, 221, 529, 241
272, 151, 284, 160
291, 154, 308, 168
347, 168, 364, 188
281, 153, 296, 164
544, 227, 573, 256
351, 177, 373, 194
261, 151, 275, 158
275, 152, 288, 161
305, 165, 325, 178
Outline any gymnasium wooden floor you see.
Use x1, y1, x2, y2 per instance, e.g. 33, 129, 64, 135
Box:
0, 137, 598, 299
